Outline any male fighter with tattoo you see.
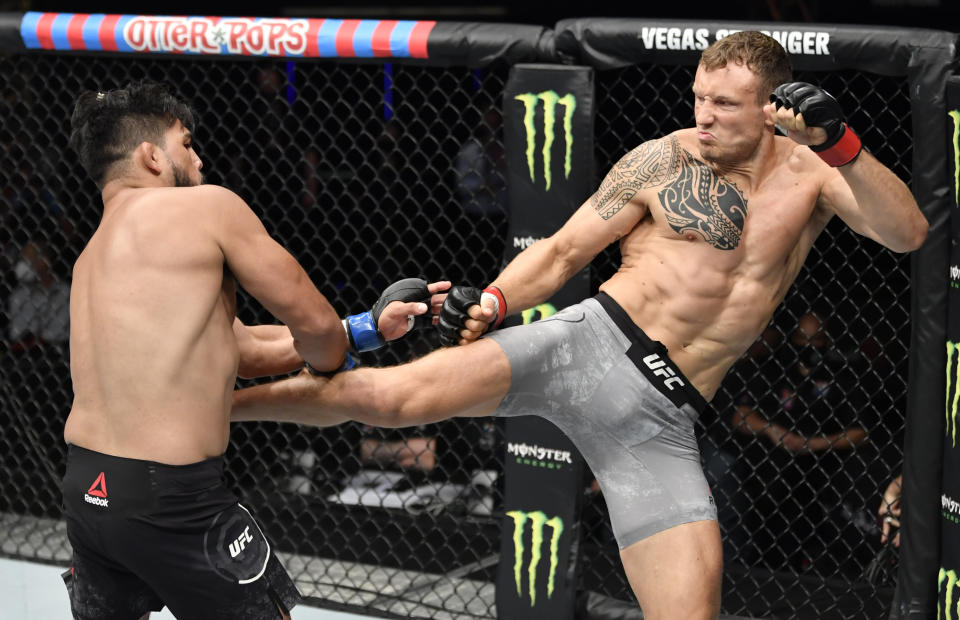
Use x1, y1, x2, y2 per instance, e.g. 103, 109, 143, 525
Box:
62, 82, 446, 620
231, 31, 927, 619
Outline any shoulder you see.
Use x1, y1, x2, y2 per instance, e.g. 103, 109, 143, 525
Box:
186, 184, 245, 205
608, 132, 688, 187
135, 184, 243, 209
176, 185, 253, 220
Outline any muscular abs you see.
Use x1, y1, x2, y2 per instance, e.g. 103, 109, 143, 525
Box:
593, 134, 813, 399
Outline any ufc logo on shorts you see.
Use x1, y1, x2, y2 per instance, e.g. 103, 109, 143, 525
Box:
228, 526, 254, 558
642, 353, 685, 390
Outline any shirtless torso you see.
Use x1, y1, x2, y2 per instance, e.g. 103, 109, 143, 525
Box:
65, 186, 241, 463
601, 128, 828, 400
64, 135, 346, 465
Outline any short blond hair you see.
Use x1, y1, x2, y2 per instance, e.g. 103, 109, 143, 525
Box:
699, 31, 793, 102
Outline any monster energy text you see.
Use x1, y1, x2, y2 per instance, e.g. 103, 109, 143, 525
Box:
506, 510, 564, 607
514, 91, 576, 191
507, 442, 573, 470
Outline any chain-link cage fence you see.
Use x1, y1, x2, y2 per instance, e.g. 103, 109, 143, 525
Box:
0, 30, 922, 620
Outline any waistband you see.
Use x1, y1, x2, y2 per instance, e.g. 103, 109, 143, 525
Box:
593, 291, 708, 414
67, 445, 225, 488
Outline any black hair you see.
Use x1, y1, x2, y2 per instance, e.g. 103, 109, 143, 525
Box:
69, 82, 196, 188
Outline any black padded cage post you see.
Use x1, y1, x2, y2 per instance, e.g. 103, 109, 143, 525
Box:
0, 12, 955, 620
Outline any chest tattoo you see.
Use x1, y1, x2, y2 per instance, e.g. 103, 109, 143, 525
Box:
657, 149, 747, 250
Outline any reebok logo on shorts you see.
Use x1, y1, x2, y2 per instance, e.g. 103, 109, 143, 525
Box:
84, 471, 109, 507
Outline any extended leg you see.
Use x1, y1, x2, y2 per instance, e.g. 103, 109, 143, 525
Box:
232, 338, 511, 427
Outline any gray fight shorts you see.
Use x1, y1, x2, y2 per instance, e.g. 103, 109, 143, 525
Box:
487, 292, 717, 549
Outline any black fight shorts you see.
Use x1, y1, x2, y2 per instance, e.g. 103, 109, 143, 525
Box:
61, 445, 301, 620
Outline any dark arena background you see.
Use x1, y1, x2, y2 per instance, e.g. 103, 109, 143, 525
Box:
0, 8, 956, 620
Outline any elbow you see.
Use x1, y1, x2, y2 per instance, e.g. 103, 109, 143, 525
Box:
900, 214, 929, 252
891, 212, 929, 253
294, 318, 348, 369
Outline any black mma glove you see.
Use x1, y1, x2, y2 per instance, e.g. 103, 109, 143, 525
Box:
343, 277, 432, 352
770, 82, 862, 167
437, 285, 507, 347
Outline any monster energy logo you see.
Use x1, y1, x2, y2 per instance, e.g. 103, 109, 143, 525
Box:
515, 91, 576, 190
947, 341, 960, 447
940, 568, 959, 619
950, 109, 960, 208
522, 303, 557, 324
506, 510, 564, 607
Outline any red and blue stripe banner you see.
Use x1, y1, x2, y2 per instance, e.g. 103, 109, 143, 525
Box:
19, 12, 435, 58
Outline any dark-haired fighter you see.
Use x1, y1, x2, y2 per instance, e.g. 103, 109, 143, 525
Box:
232, 31, 927, 619
61, 82, 446, 620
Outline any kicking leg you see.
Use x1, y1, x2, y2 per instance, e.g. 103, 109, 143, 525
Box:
620, 520, 722, 620
232, 338, 511, 427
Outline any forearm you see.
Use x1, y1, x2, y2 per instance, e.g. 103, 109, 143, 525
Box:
807, 427, 867, 452
489, 238, 581, 316
291, 319, 348, 372
232, 372, 350, 426
732, 407, 772, 435
237, 325, 302, 378
839, 151, 927, 252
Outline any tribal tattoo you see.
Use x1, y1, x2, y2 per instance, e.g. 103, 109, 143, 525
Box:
657, 149, 747, 250
591, 136, 682, 220
591, 136, 747, 250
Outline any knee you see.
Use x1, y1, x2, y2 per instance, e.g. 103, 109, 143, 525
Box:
364, 368, 431, 427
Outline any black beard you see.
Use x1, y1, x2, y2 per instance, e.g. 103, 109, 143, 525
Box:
171, 163, 201, 187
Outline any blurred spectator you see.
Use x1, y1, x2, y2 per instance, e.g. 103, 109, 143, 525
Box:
7, 239, 69, 349
299, 146, 323, 209
728, 311, 874, 571
701, 322, 783, 563
878, 473, 902, 548
360, 426, 437, 473
454, 106, 507, 219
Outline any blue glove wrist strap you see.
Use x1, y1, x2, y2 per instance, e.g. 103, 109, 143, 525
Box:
346, 311, 385, 352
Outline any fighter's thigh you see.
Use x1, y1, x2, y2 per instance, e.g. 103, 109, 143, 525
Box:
62, 547, 163, 620
135, 505, 299, 620
620, 520, 722, 620
383, 338, 512, 420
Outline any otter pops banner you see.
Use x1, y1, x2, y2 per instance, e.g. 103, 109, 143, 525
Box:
18, 12, 435, 58
942, 76, 960, 619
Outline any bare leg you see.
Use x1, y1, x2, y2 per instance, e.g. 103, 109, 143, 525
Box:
232, 339, 511, 427
619, 520, 722, 620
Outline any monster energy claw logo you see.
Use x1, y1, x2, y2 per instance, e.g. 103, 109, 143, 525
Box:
941, 568, 960, 619
507, 510, 563, 607
947, 341, 960, 447
949, 109, 959, 208
515, 91, 576, 190
521, 303, 557, 324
